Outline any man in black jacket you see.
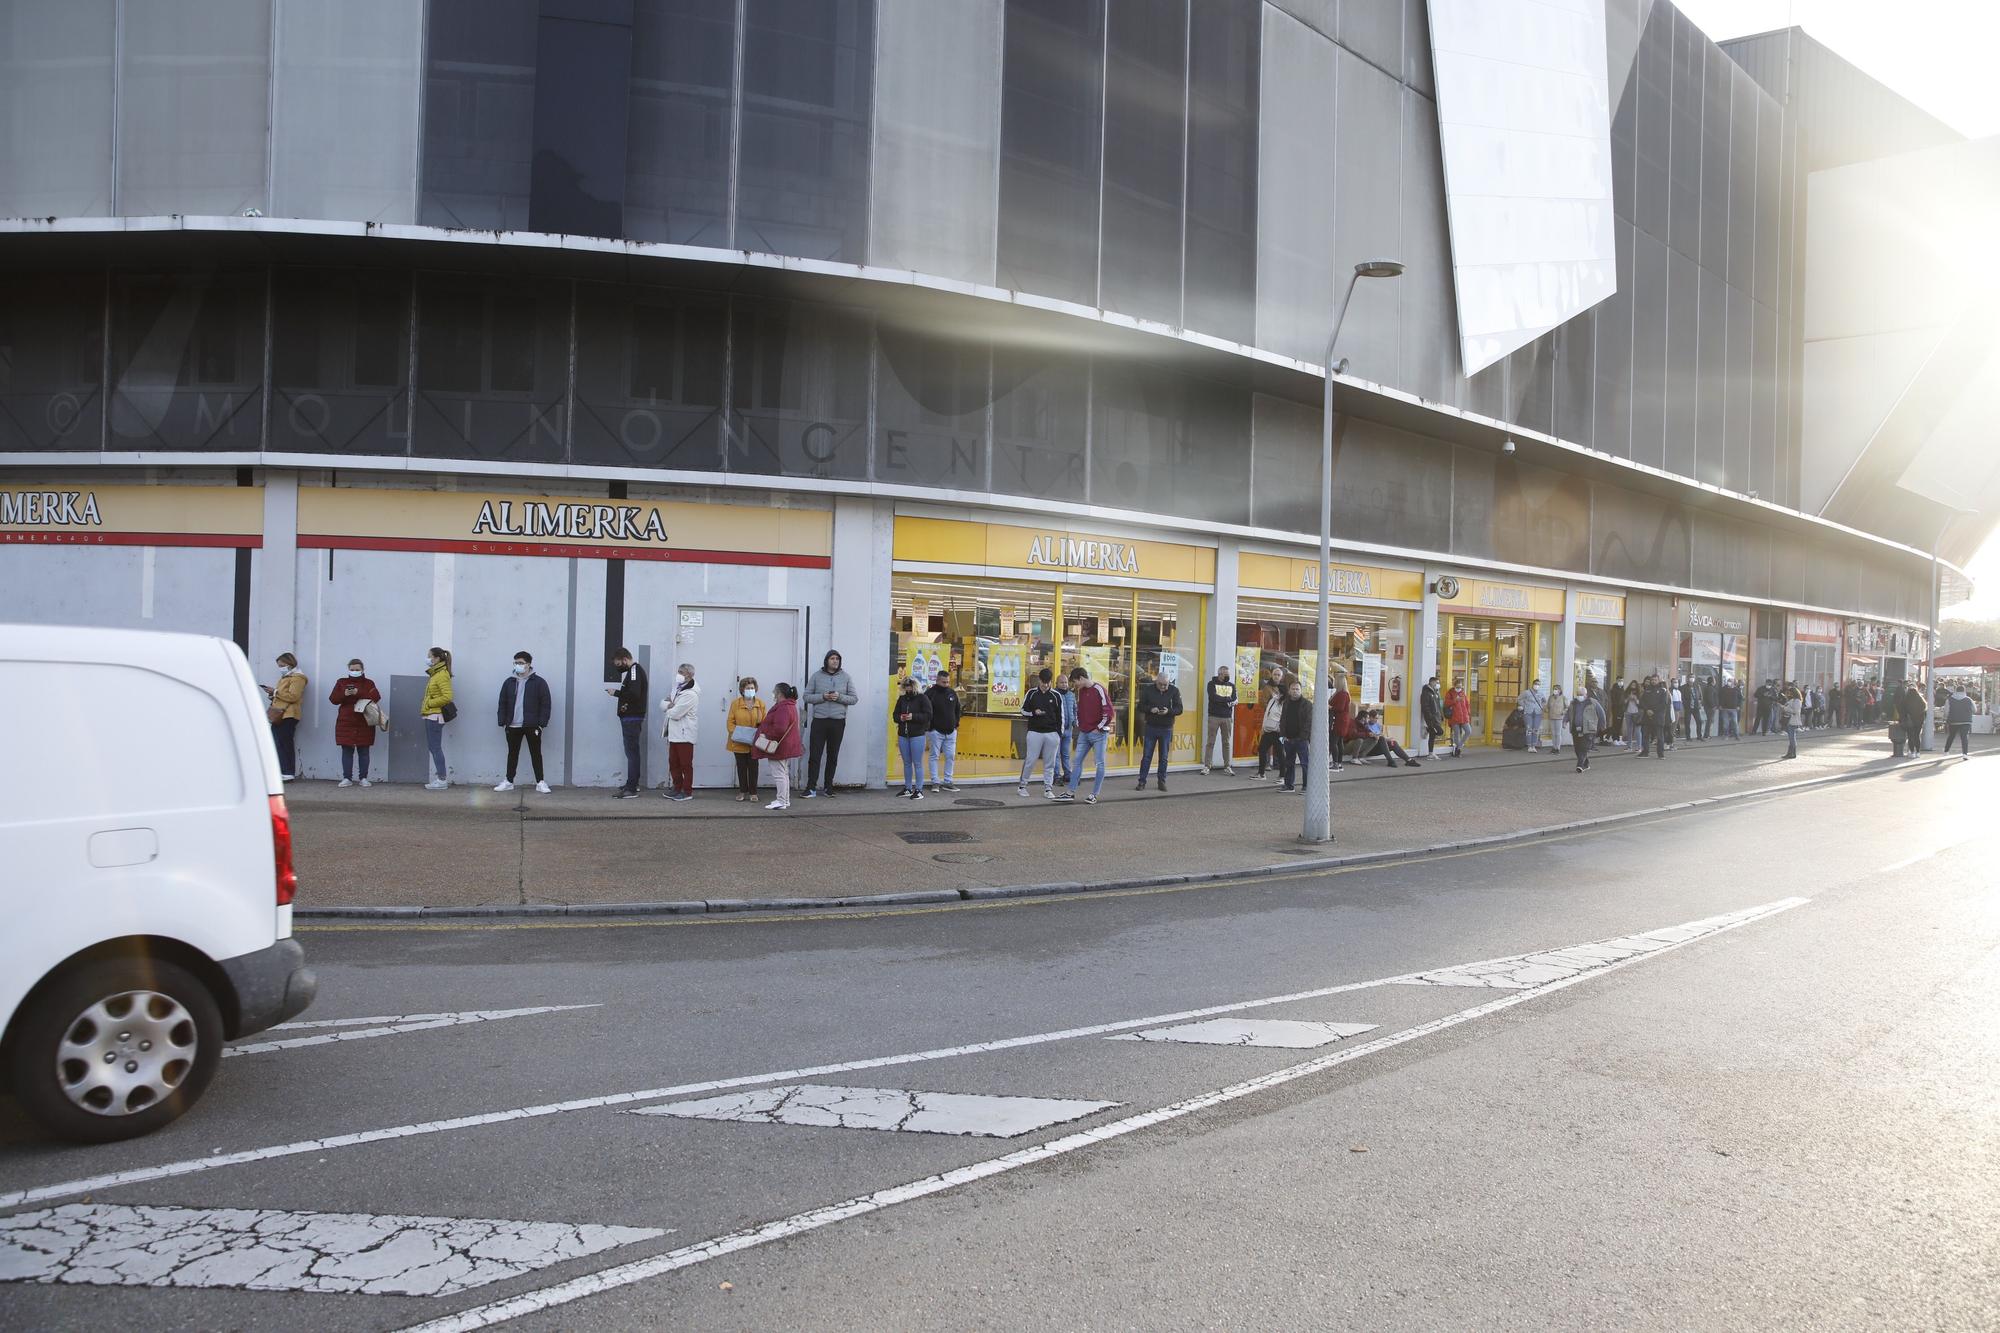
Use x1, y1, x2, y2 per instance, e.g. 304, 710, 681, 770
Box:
607, 647, 648, 798
496, 649, 554, 793
1202, 665, 1239, 776
1136, 670, 1184, 792
1698, 675, 1717, 740
1420, 675, 1445, 756
1277, 680, 1312, 792
1018, 668, 1064, 798
925, 671, 962, 792
1640, 675, 1671, 759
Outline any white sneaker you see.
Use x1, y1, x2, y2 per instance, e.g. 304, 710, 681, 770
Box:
765, 799, 787, 810
534, 781, 551, 794
280, 773, 296, 782
1017, 786, 1028, 797
359, 778, 372, 788
425, 779, 448, 791
337, 778, 352, 788
494, 781, 515, 792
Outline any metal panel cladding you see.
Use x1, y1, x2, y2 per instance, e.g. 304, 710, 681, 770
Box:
1426, 0, 1617, 377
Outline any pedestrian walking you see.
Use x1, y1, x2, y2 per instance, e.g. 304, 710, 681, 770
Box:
328, 658, 382, 787
1445, 680, 1472, 756
1779, 685, 1803, 759
659, 664, 699, 801
1569, 685, 1606, 771
494, 650, 553, 793
1257, 677, 1285, 779
892, 676, 932, 798
804, 649, 858, 799
1519, 677, 1548, 753
1420, 675, 1445, 756
1640, 675, 1670, 758
1944, 683, 1975, 756
606, 648, 648, 798
925, 669, 962, 792
263, 652, 308, 780
1277, 680, 1311, 792
726, 676, 766, 801
757, 683, 803, 811
1058, 666, 1113, 803
1202, 665, 1238, 775
1898, 680, 1929, 756
421, 647, 454, 789
1019, 668, 1064, 797
1135, 669, 1183, 791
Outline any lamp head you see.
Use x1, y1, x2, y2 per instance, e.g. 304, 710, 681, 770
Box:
1354, 259, 1405, 279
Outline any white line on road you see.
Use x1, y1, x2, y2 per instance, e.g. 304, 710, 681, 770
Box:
0, 902, 1806, 1213
224, 1006, 600, 1057
398, 896, 1811, 1332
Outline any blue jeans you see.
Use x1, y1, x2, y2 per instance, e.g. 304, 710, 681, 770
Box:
926, 730, 957, 785
1068, 730, 1109, 797
1282, 738, 1308, 789
1783, 723, 1798, 758
1057, 729, 1073, 783
1718, 707, 1739, 738
619, 717, 643, 793
340, 744, 371, 780
425, 716, 448, 780
897, 734, 926, 791
1138, 728, 1172, 783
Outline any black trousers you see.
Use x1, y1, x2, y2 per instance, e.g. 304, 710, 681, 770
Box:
1946, 723, 1971, 756
806, 717, 846, 791
1573, 733, 1592, 768
505, 726, 545, 782
1257, 731, 1283, 775
734, 751, 759, 794
1644, 720, 1666, 758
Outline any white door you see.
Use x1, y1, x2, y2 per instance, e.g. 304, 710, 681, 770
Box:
676, 606, 801, 788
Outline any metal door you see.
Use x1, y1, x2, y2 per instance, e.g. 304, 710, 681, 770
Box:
675, 606, 800, 789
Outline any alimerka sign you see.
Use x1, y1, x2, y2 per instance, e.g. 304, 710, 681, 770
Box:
296, 487, 831, 567
0, 485, 263, 548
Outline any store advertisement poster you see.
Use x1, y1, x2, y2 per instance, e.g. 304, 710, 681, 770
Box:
989, 644, 1027, 712
1235, 645, 1262, 694
908, 641, 949, 686
1360, 653, 1383, 705
1081, 645, 1113, 686
1299, 649, 1318, 697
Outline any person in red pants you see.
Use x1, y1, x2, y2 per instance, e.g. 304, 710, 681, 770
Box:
661, 662, 700, 801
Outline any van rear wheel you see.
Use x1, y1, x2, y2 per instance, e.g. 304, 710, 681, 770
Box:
10, 958, 223, 1143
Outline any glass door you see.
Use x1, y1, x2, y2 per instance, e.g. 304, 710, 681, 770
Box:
1062, 586, 1138, 769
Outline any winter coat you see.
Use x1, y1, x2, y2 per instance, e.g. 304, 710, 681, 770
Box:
1022, 684, 1062, 733
1782, 696, 1804, 727
757, 697, 804, 760
1206, 676, 1238, 719
1640, 682, 1670, 721
1897, 689, 1928, 737
497, 672, 553, 729
271, 669, 308, 721
1331, 688, 1354, 740
1445, 689, 1471, 726
725, 695, 766, 753
1420, 683, 1444, 734
613, 662, 648, 720
1946, 693, 1975, 725
892, 690, 932, 738
1519, 685, 1547, 716
662, 680, 700, 743
421, 662, 453, 717
1568, 696, 1605, 735
926, 683, 962, 734
328, 675, 382, 748
805, 667, 858, 721
1262, 693, 1284, 733
1278, 695, 1312, 741
1138, 682, 1183, 731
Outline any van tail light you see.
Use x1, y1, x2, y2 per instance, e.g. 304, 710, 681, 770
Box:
270, 794, 298, 906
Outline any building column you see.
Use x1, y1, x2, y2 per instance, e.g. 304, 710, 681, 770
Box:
1211, 539, 1239, 679
829, 495, 893, 788
251, 470, 299, 669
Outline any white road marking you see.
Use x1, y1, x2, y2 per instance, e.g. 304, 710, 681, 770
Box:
225, 1006, 600, 1057
1107, 1019, 1378, 1048
0, 902, 1807, 1213
634, 1086, 1119, 1139
1392, 906, 1783, 989
398, 896, 1811, 1333
0, 1203, 661, 1297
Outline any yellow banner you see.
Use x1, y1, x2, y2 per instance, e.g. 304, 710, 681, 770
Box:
893, 516, 1215, 585
1234, 644, 1263, 695
1437, 577, 1565, 621
1237, 552, 1424, 603
297, 488, 831, 565
1576, 591, 1626, 623
0, 483, 262, 547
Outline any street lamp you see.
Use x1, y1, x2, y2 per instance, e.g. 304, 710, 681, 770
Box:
1305, 259, 1404, 843
1926, 504, 1978, 750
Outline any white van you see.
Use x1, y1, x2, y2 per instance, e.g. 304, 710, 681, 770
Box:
0, 625, 316, 1142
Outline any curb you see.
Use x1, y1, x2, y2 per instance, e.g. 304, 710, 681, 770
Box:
295, 750, 1984, 922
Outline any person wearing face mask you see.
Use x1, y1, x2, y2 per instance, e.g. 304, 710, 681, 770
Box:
328, 658, 382, 788
892, 677, 933, 798
1567, 685, 1606, 772
495, 650, 553, 793
1277, 680, 1312, 793
660, 663, 700, 801
725, 676, 767, 801
262, 652, 308, 780
605, 648, 648, 799
421, 647, 455, 790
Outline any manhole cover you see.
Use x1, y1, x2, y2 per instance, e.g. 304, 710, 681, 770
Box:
933, 852, 996, 864
952, 798, 1006, 809
897, 830, 977, 845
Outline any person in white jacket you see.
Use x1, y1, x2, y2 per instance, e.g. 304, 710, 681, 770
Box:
660, 663, 700, 801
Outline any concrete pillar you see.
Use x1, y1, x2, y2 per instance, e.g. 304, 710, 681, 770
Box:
829, 495, 893, 788
251, 470, 299, 667
1418, 572, 1441, 690
1211, 539, 1239, 677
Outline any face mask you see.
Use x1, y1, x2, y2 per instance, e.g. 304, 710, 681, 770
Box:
512, 663, 527, 676
678, 673, 690, 686
349, 668, 363, 678
427, 660, 438, 671
742, 687, 756, 698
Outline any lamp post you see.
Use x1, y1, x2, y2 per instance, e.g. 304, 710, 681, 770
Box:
1305, 259, 1404, 843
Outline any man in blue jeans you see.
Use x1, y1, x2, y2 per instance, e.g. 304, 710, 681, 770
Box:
1135, 669, 1184, 792
607, 648, 648, 797
1056, 667, 1113, 804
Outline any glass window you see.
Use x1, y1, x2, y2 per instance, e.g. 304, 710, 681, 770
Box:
1099, 0, 1186, 325
1062, 585, 1139, 769
118, 0, 270, 216
420, 0, 537, 230
991, 347, 1087, 500
726, 297, 870, 480
414, 274, 568, 462
1238, 596, 1412, 745
876, 319, 989, 490
0, 272, 104, 452
271, 0, 423, 224
1573, 623, 1623, 696
626, 0, 736, 247
735, 0, 874, 262
0, 0, 115, 217
1090, 363, 1250, 524
109, 271, 265, 450
572, 281, 725, 470
1254, 5, 1337, 366
1136, 587, 1206, 767
527, 10, 634, 240
997, 0, 1105, 304
888, 575, 1057, 782
271, 268, 412, 456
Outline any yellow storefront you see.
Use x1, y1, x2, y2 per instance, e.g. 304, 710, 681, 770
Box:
1573, 590, 1627, 696
1234, 553, 1424, 749
1436, 576, 1566, 745
889, 516, 1215, 780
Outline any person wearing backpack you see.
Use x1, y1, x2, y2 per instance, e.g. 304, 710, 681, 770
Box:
421, 646, 455, 790
329, 657, 382, 788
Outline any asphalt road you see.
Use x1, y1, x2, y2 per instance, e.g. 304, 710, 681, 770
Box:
2, 757, 1995, 1331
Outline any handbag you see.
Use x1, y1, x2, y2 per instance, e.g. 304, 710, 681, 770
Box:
267, 705, 285, 725
730, 724, 758, 746
753, 720, 795, 756
441, 700, 458, 723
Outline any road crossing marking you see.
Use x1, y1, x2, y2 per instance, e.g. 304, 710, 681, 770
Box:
0, 1203, 660, 1297
634, 1086, 1119, 1139
397, 896, 1811, 1332
1391, 905, 1786, 989
224, 1006, 600, 1058
1108, 1019, 1378, 1048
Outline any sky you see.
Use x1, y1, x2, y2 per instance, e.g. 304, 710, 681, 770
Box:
1675, 1, 2000, 620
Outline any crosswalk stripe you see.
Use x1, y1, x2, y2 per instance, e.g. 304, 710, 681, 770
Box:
633, 1085, 1119, 1139
1107, 1019, 1378, 1049
224, 1005, 599, 1057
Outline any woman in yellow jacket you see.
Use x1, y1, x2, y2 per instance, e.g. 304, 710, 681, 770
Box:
725, 676, 767, 801
421, 647, 455, 790
262, 652, 308, 780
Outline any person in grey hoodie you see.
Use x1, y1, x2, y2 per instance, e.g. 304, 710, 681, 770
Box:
1943, 684, 1975, 756
803, 648, 858, 798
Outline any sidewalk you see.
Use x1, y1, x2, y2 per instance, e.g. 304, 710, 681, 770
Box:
288, 728, 1991, 912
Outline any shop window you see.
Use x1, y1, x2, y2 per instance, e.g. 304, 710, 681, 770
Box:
271, 268, 412, 456
1237, 596, 1412, 748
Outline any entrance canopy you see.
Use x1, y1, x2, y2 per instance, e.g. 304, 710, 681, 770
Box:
1934, 645, 2000, 669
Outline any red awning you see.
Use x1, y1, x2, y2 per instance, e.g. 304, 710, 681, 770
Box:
1934, 645, 2000, 669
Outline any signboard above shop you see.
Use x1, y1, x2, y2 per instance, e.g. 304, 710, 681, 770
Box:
0, 484, 263, 549
1679, 599, 1751, 635
1236, 552, 1423, 604
892, 516, 1216, 586
1436, 576, 1565, 621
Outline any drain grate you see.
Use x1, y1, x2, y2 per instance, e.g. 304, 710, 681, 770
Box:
897, 830, 977, 845
933, 852, 996, 864
952, 797, 1006, 809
